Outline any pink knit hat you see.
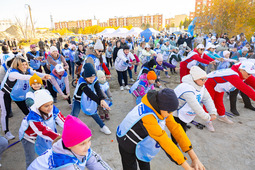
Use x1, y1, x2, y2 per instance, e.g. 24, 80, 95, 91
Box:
62, 115, 92, 147
156, 53, 163, 62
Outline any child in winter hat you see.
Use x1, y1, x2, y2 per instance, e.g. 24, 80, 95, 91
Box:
71, 63, 112, 135
96, 70, 112, 121
26, 73, 44, 109
28, 115, 112, 170
130, 71, 157, 105
20, 89, 66, 168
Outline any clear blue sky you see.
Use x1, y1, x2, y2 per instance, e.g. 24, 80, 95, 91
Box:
1, 0, 195, 28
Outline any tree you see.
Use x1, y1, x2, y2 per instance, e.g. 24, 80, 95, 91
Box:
183, 18, 192, 29
179, 21, 184, 29
170, 23, 175, 27
196, 0, 255, 39
165, 24, 171, 30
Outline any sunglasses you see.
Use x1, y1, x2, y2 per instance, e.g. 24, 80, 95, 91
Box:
200, 49, 205, 51
97, 50, 104, 53
12, 48, 17, 50
200, 78, 207, 82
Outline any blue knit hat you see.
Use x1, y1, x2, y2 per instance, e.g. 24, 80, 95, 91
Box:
82, 63, 96, 78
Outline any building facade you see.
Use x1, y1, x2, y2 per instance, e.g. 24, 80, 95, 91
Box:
165, 14, 188, 28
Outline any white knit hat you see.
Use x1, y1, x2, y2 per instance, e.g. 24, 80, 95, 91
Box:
34, 89, 53, 109
223, 50, 230, 57
190, 66, 207, 80
94, 39, 104, 50
211, 36, 216, 40
242, 47, 249, 52
50, 46, 58, 53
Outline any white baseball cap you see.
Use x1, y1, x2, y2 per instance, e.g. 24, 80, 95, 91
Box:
145, 44, 151, 49
206, 43, 216, 50
196, 44, 205, 49
239, 61, 255, 74
55, 64, 64, 72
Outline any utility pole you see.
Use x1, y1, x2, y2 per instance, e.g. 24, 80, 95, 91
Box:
50, 14, 54, 30
25, 4, 35, 38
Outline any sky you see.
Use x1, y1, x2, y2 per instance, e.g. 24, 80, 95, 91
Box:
0, 0, 196, 28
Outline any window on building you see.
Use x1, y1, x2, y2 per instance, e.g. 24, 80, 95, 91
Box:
197, 2, 201, 5
197, 7, 200, 9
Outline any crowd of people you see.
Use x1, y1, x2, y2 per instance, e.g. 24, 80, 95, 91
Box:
0, 31, 255, 169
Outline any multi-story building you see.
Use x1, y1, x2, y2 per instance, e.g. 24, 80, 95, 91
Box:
126, 16, 143, 27
165, 14, 188, 28
195, 0, 212, 16
189, 12, 195, 20
55, 14, 163, 30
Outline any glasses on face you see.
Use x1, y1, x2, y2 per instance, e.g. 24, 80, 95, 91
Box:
97, 50, 104, 53
12, 48, 17, 50
200, 49, 205, 51
200, 78, 207, 82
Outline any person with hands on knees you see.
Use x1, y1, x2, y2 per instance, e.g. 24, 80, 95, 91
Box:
173, 66, 217, 135
19, 89, 66, 168
71, 63, 111, 135
117, 88, 205, 170
48, 64, 71, 106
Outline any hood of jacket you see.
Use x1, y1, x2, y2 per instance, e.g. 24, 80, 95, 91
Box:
182, 74, 203, 91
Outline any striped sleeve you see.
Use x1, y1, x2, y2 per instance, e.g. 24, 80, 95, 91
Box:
29, 121, 59, 141
56, 111, 65, 128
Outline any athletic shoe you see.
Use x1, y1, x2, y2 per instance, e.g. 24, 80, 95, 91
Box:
166, 75, 171, 78
120, 86, 124, 91
130, 78, 135, 82
205, 122, 215, 132
158, 76, 160, 79
124, 85, 130, 90
134, 72, 137, 75
100, 126, 111, 135
5, 131, 15, 140
218, 116, 233, 124
105, 114, 110, 120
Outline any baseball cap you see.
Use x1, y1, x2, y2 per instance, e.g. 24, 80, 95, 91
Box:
240, 61, 255, 74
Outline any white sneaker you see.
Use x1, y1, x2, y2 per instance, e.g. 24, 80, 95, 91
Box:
130, 78, 135, 82
120, 86, 124, 91
100, 125, 111, 135
124, 85, 130, 90
5, 131, 15, 140
122, 80, 125, 84
205, 122, 215, 132
218, 116, 234, 124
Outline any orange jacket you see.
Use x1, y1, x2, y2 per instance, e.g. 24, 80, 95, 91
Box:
140, 94, 192, 165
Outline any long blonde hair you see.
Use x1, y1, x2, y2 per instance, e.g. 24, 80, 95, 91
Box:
11, 56, 29, 70
52, 135, 62, 145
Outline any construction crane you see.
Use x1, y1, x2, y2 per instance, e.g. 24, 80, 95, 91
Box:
25, 4, 35, 38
